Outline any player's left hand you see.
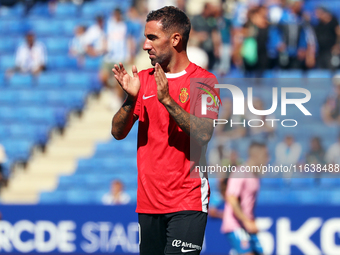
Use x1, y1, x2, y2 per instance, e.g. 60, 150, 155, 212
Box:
155, 63, 172, 105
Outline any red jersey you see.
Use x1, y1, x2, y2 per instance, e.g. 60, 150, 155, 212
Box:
133, 62, 219, 214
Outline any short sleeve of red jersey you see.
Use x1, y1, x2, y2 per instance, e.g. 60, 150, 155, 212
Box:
133, 72, 144, 117
133, 91, 141, 117
191, 76, 220, 119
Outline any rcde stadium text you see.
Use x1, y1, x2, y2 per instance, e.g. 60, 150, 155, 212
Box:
1, 219, 340, 254
0, 221, 139, 253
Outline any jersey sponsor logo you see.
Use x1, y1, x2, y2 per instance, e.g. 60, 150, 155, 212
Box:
179, 88, 189, 103
172, 239, 202, 252
197, 82, 221, 115
172, 239, 182, 247
181, 247, 196, 253
142, 94, 156, 100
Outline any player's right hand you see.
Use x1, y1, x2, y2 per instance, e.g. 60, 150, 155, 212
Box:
243, 219, 258, 234
112, 63, 140, 100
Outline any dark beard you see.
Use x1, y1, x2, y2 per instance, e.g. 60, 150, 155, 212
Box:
150, 52, 171, 67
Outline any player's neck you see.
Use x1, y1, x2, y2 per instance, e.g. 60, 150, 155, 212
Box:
163, 53, 190, 74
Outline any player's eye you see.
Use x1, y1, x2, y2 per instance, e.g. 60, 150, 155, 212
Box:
147, 35, 157, 41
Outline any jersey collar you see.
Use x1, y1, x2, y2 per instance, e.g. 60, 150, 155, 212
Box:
165, 70, 187, 79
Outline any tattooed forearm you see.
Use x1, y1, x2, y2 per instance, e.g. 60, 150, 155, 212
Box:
111, 98, 137, 140
163, 98, 214, 146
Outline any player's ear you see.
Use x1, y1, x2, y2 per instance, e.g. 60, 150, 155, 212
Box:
172, 33, 181, 47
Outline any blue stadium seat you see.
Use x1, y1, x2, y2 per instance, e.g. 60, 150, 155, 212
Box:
8, 124, 48, 144
0, 55, 15, 71
44, 37, 69, 54
288, 190, 326, 205
54, 3, 79, 17
2, 139, 34, 162
81, 2, 113, 18
83, 57, 102, 71
3, 20, 26, 35
63, 90, 87, 110
40, 190, 68, 204
76, 157, 127, 172
0, 90, 15, 105
44, 90, 86, 110
95, 140, 137, 155
16, 90, 45, 105
275, 70, 304, 78
8, 74, 33, 88
29, 19, 62, 36
0, 73, 5, 88
62, 19, 79, 36
29, 3, 50, 17
20, 106, 65, 127
329, 189, 340, 205
0, 125, 10, 139
0, 106, 18, 123
260, 178, 285, 189
257, 190, 291, 205
64, 72, 91, 89
65, 189, 98, 204
47, 55, 78, 70
0, 37, 17, 53
289, 178, 316, 189
319, 178, 340, 188
306, 70, 332, 79
37, 72, 63, 88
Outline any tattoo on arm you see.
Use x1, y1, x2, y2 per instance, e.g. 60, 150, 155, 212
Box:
163, 98, 214, 146
111, 98, 138, 140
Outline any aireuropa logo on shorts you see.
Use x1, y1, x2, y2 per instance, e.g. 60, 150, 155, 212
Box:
201, 84, 312, 128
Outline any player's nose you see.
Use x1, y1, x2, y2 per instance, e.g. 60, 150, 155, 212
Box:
143, 39, 152, 51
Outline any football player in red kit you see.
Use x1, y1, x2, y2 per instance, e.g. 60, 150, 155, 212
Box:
111, 6, 219, 255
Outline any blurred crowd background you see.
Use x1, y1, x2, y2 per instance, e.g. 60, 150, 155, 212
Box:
0, 0, 340, 207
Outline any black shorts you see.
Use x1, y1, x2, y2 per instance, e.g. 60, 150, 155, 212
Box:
138, 210, 207, 255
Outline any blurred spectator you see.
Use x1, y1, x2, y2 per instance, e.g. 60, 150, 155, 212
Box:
0, 144, 7, 190
84, 16, 106, 57
215, 4, 232, 75
325, 132, 340, 166
215, 98, 247, 141
242, 7, 269, 75
102, 180, 131, 205
245, 97, 276, 140
305, 137, 326, 165
187, 44, 209, 70
147, 0, 176, 13
7, 32, 47, 76
126, 6, 144, 63
313, 7, 340, 70
221, 142, 266, 255
69, 25, 87, 62
267, 0, 284, 24
100, 8, 132, 104
275, 135, 302, 166
277, 0, 309, 69
191, 3, 221, 70
215, 98, 245, 138
322, 75, 340, 124
236, 6, 283, 76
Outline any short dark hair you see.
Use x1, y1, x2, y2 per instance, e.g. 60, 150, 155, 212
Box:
249, 141, 266, 151
146, 6, 191, 48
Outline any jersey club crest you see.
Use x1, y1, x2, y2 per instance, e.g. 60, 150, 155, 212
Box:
179, 88, 189, 103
